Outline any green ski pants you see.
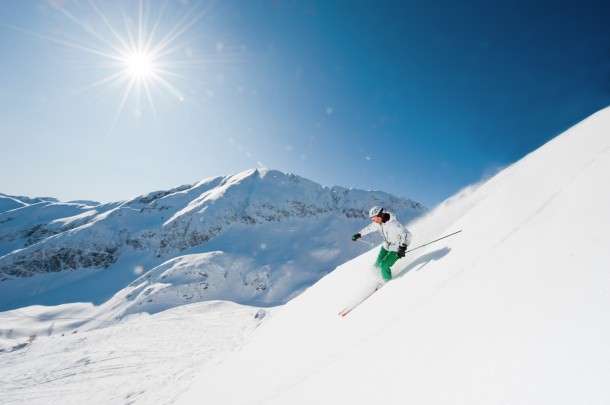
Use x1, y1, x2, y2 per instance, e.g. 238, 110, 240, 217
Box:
375, 247, 399, 280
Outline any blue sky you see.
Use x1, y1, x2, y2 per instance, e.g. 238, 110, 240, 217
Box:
1, 0, 609, 208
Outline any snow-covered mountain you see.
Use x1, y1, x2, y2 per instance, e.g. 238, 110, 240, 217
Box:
0, 169, 425, 311
3, 106, 610, 405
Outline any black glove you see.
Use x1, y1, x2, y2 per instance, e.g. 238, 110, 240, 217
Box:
352, 233, 361, 241
397, 244, 407, 258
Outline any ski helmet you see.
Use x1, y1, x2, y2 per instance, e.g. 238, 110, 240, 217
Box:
369, 206, 384, 218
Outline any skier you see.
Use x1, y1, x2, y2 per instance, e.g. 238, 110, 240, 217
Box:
352, 206, 412, 282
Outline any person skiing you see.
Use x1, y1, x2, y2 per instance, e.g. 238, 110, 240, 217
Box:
352, 206, 412, 282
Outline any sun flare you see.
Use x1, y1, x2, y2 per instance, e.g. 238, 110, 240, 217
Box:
43, 0, 212, 132
123, 51, 155, 80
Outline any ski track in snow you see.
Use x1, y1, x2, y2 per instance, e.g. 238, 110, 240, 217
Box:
0, 302, 267, 405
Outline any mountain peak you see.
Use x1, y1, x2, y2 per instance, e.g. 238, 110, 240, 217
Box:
0, 170, 426, 310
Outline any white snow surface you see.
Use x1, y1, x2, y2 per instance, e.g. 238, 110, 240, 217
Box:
175, 107, 610, 404
1, 301, 266, 404
2, 106, 610, 404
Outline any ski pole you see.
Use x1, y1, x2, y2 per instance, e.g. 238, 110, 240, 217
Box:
407, 230, 462, 253
356, 238, 376, 247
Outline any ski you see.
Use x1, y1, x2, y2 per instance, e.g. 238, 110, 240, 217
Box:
338, 283, 384, 317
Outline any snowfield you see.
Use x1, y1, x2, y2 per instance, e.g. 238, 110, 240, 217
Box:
2, 106, 610, 404
1, 302, 267, 404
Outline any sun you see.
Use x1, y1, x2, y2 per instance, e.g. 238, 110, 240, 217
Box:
40, 0, 212, 132
123, 50, 155, 80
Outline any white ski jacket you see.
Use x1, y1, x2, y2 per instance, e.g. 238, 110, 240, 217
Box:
358, 213, 412, 252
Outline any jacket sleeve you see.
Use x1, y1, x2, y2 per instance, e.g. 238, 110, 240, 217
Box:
402, 227, 413, 246
393, 219, 412, 247
358, 222, 379, 236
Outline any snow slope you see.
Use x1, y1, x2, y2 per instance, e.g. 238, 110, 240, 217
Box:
176, 107, 610, 404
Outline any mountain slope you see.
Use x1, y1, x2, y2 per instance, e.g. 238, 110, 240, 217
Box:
176, 107, 610, 404
0, 169, 425, 310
